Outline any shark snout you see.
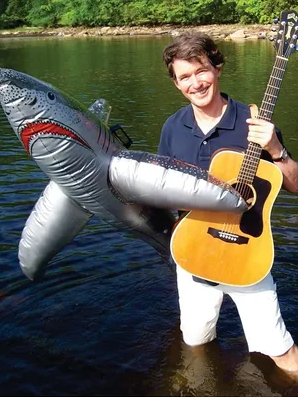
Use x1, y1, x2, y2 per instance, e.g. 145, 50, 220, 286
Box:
0, 67, 11, 82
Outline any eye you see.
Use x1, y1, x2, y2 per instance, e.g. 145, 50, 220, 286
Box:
180, 76, 189, 82
47, 91, 56, 103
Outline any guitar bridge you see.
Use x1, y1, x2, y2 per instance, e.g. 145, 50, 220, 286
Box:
207, 227, 249, 245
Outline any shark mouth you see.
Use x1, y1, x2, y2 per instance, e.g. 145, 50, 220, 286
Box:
20, 120, 90, 154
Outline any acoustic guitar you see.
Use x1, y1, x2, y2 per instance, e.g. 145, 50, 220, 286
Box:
170, 10, 298, 287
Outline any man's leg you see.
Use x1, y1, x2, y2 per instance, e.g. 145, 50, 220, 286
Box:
270, 344, 298, 372
228, 274, 297, 372
176, 265, 224, 346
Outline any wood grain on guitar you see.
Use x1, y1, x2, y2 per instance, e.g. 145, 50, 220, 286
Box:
170, 10, 298, 286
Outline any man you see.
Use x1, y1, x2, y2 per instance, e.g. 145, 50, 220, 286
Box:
158, 32, 298, 372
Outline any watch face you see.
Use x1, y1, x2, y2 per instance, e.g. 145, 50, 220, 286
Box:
281, 148, 288, 160
272, 148, 288, 162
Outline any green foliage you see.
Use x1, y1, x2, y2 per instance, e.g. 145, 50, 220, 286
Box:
0, 0, 297, 29
236, 0, 261, 23
0, 0, 30, 28
259, 0, 298, 23
26, 0, 61, 27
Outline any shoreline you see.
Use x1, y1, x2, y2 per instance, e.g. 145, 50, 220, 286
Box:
0, 24, 272, 40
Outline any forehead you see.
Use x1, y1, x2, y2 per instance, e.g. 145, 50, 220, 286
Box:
172, 57, 212, 75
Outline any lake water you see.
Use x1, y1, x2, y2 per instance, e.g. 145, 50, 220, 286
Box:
1, 35, 298, 396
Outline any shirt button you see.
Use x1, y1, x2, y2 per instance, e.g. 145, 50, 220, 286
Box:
202, 141, 207, 145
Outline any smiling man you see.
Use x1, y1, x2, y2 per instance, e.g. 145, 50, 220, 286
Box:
158, 32, 298, 373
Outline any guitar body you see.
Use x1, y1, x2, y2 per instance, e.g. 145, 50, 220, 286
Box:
171, 150, 283, 286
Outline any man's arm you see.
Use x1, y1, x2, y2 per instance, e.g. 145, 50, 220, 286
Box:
272, 155, 298, 193
247, 118, 298, 193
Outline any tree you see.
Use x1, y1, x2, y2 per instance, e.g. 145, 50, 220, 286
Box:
0, 0, 30, 28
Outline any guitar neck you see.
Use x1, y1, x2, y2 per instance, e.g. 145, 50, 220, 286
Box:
238, 55, 289, 184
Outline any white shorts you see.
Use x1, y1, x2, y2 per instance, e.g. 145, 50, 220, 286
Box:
176, 265, 294, 357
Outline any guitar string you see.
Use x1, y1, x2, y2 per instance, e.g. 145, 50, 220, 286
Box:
220, 26, 295, 238
237, 38, 293, 191
238, 24, 296, 188
237, 56, 286, 191
221, 57, 287, 236
234, 27, 294, 198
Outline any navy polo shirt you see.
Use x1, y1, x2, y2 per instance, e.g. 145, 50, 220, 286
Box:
158, 93, 283, 169
158, 93, 285, 286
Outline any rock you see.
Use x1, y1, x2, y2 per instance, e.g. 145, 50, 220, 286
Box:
170, 29, 180, 36
258, 30, 267, 39
0, 24, 272, 40
227, 29, 247, 40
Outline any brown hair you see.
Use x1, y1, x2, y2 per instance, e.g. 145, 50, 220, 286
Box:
163, 32, 225, 79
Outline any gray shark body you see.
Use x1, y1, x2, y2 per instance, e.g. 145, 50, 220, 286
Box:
0, 68, 247, 280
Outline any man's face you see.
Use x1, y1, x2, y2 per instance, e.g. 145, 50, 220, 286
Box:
172, 57, 221, 110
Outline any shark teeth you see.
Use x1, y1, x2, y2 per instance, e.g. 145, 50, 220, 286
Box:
19, 119, 90, 154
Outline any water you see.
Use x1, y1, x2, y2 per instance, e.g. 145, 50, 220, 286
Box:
0, 35, 298, 396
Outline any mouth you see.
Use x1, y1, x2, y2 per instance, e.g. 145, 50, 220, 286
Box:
19, 120, 91, 154
193, 86, 209, 96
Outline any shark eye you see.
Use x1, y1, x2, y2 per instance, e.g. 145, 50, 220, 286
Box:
47, 91, 56, 103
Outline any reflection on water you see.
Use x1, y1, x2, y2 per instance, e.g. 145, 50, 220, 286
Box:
0, 36, 298, 396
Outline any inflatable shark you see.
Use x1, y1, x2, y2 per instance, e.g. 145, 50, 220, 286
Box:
0, 68, 247, 281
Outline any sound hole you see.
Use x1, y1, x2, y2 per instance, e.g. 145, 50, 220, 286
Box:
231, 182, 254, 207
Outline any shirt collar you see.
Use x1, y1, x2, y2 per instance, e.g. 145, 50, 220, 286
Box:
181, 93, 237, 130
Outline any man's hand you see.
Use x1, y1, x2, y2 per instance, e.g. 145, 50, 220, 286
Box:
246, 118, 283, 159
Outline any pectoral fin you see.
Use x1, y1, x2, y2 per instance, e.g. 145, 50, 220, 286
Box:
19, 181, 92, 281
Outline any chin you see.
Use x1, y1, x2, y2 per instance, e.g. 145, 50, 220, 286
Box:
192, 98, 211, 108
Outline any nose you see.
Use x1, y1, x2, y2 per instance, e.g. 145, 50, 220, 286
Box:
189, 74, 201, 88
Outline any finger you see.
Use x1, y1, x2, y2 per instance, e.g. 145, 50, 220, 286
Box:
248, 125, 273, 137
247, 136, 268, 148
248, 125, 263, 132
246, 118, 272, 126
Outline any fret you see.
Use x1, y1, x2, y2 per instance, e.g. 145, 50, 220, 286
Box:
238, 140, 262, 183
259, 107, 273, 113
258, 115, 272, 121
264, 93, 278, 98
269, 76, 283, 81
261, 101, 275, 106
259, 109, 274, 115
273, 66, 286, 71
267, 84, 279, 89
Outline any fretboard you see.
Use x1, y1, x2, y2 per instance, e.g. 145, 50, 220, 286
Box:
238, 55, 289, 184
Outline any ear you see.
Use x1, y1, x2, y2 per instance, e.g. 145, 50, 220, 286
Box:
217, 67, 222, 78
173, 78, 182, 91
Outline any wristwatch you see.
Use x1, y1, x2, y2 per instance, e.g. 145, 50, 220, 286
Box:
272, 147, 288, 162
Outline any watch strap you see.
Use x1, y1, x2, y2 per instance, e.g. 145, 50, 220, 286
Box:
272, 147, 288, 162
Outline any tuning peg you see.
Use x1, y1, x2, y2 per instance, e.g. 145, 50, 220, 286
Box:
273, 18, 279, 24
271, 27, 277, 32
268, 36, 275, 41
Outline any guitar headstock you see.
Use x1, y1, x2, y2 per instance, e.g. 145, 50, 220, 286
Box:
274, 10, 298, 58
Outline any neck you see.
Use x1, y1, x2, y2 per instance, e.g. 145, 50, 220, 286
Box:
192, 94, 227, 134
193, 94, 227, 123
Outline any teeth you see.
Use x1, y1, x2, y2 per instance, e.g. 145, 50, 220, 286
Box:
198, 87, 208, 95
